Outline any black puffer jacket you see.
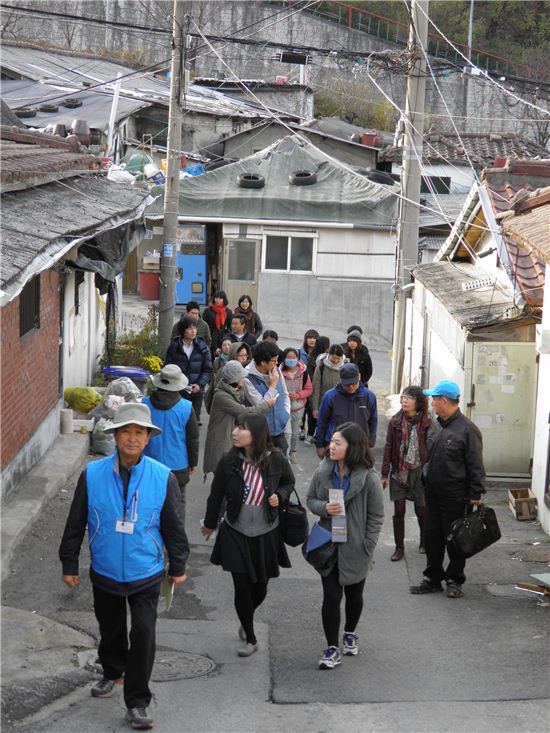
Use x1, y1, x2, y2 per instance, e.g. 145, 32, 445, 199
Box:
164, 337, 212, 390
204, 450, 295, 529
343, 344, 373, 385
424, 409, 486, 502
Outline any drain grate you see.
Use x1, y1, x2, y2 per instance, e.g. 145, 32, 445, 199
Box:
152, 651, 215, 681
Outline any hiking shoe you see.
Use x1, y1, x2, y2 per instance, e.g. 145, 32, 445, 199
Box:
446, 581, 463, 598
342, 632, 359, 656
410, 579, 443, 594
126, 707, 154, 730
91, 677, 123, 698
318, 646, 342, 669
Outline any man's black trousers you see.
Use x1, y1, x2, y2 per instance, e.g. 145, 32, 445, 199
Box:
92, 582, 161, 708
423, 493, 468, 585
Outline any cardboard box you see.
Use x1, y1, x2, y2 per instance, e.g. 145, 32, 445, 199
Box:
508, 488, 538, 521
142, 256, 160, 270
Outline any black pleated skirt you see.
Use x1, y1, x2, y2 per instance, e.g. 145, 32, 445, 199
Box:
210, 521, 291, 583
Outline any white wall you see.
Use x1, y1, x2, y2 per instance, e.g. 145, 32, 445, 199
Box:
532, 266, 550, 533
62, 271, 106, 388
391, 162, 475, 195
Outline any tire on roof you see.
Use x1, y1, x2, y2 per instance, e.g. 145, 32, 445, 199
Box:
289, 170, 317, 186
366, 170, 395, 186
237, 173, 265, 189
62, 98, 83, 108
15, 107, 37, 118
39, 103, 59, 113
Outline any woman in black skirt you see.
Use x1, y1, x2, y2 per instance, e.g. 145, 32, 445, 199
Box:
201, 413, 294, 657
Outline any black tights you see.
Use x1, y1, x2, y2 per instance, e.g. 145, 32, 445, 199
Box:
393, 497, 425, 522
321, 565, 366, 647
231, 573, 268, 645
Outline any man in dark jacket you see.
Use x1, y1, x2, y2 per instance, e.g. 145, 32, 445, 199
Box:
313, 363, 378, 455
59, 402, 189, 731
410, 380, 485, 599
226, 314, 257, 349
142, 364, 199, 526
165, 315, 213, 425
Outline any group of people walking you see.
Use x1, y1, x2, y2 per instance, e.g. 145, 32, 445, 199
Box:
59, 293, 486, 730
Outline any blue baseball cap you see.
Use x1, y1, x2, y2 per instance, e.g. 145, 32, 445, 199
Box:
340, 363, 360, 384
423, 380, 460, 399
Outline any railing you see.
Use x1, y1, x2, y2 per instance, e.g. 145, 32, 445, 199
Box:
272, 1, 548, 81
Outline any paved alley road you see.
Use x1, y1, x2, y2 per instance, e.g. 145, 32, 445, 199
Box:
2, 356, 549, 733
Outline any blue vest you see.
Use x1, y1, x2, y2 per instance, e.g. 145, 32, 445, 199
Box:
246, 372, 289, 435
86, 452, 170, 583
142, 396, 192, 470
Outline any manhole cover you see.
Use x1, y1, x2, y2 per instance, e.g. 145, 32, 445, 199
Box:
514, 546, 550, 563
151, 651, 215, 681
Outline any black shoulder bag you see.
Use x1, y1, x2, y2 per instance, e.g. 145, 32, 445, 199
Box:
446, 503, 501, 559
279, 487, 309, 547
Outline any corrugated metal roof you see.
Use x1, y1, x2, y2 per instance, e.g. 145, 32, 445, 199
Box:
146, 135, 399, 228
1, 175, 149, 303
1, 44, 288, 120
412, 261, 515, 329
0, 79, 149, 131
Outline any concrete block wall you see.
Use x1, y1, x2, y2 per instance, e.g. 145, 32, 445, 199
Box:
0, 270, 61, 483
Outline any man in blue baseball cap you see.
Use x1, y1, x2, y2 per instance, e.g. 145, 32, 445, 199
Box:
410, 379, 486, 599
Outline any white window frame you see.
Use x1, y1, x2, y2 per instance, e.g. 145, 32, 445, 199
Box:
261, 231, 318, 274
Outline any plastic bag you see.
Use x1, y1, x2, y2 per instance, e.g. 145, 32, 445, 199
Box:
104, 377, 142, 402
91, 418, 115, 455
64, 387, 103, 413
90, 394, 126, 420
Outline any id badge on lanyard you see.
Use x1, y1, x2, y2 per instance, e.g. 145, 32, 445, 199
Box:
115, 491, 139, 535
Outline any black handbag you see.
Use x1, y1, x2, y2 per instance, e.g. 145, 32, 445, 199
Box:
279, 488, 309, 547
301, 522, 336, 573
446, 503, 501, 559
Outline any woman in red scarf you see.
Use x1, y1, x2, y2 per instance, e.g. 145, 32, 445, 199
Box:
381, 386, 440, 561
203, 291, 233, 356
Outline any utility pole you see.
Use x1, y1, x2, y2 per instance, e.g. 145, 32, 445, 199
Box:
158, 0, 188, 354
467, 0, 475, 62
390, 0, 429, 394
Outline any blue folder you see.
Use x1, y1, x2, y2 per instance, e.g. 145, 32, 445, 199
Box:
306, 522, 332, 552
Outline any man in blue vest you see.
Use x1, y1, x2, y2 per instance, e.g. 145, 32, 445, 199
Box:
59, 402, 189, 731
243, 340, 290, 454
142, 364, 199, 526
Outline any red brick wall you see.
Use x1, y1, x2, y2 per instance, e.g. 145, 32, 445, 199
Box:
0, 270, 61, 469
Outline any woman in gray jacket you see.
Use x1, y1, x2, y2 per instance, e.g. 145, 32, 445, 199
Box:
202, 361, 274, 476
306, 422, 384, 670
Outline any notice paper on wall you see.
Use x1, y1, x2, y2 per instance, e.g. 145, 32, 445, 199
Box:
329, 488, 347, 543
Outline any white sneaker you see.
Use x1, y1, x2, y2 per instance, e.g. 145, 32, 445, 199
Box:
289, 451, 298, 464
303, 436, 313, 446
318, 645, 342, 669
342, 631, 359, 656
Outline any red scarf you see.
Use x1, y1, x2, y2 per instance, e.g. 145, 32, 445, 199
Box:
211, 301, 227, 331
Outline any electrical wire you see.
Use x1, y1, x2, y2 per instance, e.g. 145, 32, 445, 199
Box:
414, 2, 550, 118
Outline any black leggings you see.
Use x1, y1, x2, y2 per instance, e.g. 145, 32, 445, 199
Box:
321, 564, 365, 647
393, 497, 426, 521
231, 573, 268, 645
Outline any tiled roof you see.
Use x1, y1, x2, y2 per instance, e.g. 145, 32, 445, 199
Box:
1, 125, 94, 192
380, 131, 549, 169
482, 158, 550, 214
500, 187, 550, 305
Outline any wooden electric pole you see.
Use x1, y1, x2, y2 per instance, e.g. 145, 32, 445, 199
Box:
390, 0, 429, 394
158, 1, 188, 354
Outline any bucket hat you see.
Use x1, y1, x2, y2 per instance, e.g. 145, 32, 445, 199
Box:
222, 361, 247, 383
152, 364, 190, 392
340, 363, 360, 385
423, 380, 460, 399
104, 402, 161, 436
